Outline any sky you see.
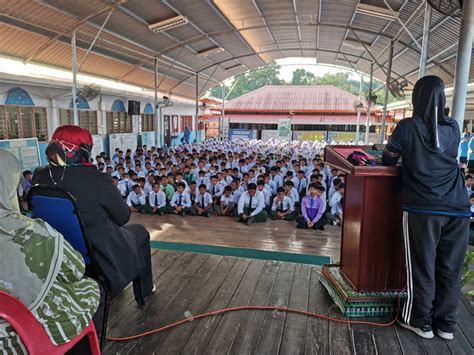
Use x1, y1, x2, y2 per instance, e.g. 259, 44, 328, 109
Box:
275, 57, 360, 82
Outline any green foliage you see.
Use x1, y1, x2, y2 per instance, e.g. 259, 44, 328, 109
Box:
291, 68, 316, 85
208, 64, 398, 104
462, 250, 474, 288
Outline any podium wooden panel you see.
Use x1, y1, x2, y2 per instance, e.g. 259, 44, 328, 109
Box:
325, 145, 405, 292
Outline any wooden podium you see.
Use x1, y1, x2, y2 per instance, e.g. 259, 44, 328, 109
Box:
324, 145, 405, 292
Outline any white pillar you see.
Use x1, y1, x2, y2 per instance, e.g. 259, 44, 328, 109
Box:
381, 41, 394, 144
71, 30, 79, 125
452, 0, 474, 133
419, 2, 431, 78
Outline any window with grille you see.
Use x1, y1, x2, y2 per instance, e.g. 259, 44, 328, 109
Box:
0, 105, 48, 141
141, 113, 154, 132
105, 111, 132, 133
59, 109, 98, 135
180, 115, 193, 132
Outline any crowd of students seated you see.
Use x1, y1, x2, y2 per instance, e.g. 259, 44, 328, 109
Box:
94, 139, 345, 231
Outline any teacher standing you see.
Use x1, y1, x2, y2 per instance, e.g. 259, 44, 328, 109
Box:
383, 76, 470, 340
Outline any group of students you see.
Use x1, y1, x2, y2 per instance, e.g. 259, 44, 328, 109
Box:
90, 139, 345, 231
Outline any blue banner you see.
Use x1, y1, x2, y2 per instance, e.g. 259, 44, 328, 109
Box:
228, 129, 254, 140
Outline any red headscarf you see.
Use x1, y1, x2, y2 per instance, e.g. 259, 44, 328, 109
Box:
46, 125, 93, 166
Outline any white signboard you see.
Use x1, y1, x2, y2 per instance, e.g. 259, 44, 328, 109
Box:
0, 138, 41, 171
277, 118, 292, 141
109, 133, 138, 155
142, 131, 157, 148
91, 135, 105, 160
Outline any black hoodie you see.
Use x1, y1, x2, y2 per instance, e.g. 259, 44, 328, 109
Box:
382, 76, 470, 216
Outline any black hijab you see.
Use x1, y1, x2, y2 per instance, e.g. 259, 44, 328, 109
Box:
411, 75, 456, 153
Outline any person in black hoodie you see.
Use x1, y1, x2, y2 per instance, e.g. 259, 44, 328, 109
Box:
383, 76, 470, 340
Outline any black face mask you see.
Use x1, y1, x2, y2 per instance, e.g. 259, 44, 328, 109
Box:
411, 75, 456, 153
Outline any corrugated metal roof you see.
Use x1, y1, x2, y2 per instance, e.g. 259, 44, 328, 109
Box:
0, 0, 472, 101
224, 85, 364, 112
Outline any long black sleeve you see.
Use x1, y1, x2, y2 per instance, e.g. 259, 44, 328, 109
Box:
99, 175, 131, 226
382, 123, 406, 166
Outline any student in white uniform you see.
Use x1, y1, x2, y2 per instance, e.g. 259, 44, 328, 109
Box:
170, 182, 192, 216
271, 187, 296, 221
149, 182, 168, 215
328, 183, 344, 226
127, 184, 151, 213
191, 184, 213, 217
215, 186, 235, 216
118, 172, 134, 198
237, 183, 268, 224
293, 170, 308, 198
256, 180, 271, 210
207, 175, 224, 203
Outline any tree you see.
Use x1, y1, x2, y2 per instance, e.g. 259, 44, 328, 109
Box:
291, 68, 316, 85
208, 61, 284, 100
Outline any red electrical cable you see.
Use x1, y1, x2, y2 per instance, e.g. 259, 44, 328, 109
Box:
107, 303, 401, 342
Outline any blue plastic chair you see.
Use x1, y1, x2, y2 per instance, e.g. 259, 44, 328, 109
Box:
28, 184, 110, 350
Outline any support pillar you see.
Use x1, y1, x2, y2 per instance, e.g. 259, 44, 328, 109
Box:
71, 30, 78, 126
221, 84, 225, 139
195, 74, 199, 142
365, 62, 374, 144
381, 41, 394, 143
419, 2, 432, 78
355, 74, 363, 144
154, 58, 159, 147
452, 0, 474, 133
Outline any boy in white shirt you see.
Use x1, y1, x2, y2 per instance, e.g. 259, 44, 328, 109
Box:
237, 183, 268, 224
191, 184, 213, 217
271, 187, 296, 221
149, 182, 168, 215
127, 184, 151, 213
215, 186, 235, 216
257, 180, 271, 211
329, 183, 344, 226
170, 182, 192, 216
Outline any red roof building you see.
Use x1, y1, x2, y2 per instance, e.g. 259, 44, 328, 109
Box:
200, 85, 391, 141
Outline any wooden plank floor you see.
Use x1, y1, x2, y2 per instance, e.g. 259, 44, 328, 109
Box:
104, 250, 474, 355
131, 213, 342, 262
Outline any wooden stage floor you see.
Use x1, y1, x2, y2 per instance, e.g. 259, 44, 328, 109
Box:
131, 213, 342, 262
104, 250, 474, 355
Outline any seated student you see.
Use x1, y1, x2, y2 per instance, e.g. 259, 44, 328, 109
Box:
170, 182, 192, 216
296, 183, 327, 231
127, 184, 151, 214
215, 186, 235, 216
239, 173, 250, 193
175, 172, 189, 191
188, 181, 198, 202
196, 170, 210, 187
118, 172, 134, 197
328, 177, 342, 201
149, 182, 168, 215
207, 175, 223, 203
237, 183, 268, 224
293, 170, 307, 198
470, 193, 474, 245
167, 172, 177, 190
329, 183, 344, 226
256, 180, 271, 210
269, 166, 283, 190
466, 175, 472, 196
230, 180, 242, 205
284, 180, 300, 209
271, 187, 296, 221
191, 184, 213, 217
160, 175, 175, 203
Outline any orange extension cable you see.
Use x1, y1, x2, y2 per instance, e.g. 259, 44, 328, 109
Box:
107, 299, 402, 342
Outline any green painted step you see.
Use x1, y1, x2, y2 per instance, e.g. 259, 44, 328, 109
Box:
150, 240, 332, 266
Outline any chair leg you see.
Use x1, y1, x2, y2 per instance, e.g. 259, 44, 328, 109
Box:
99, 289, 110, 351
88, 326, 101, 355
133, 277, 145, 309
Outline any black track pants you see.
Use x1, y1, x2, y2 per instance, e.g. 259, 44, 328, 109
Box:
402, 212, 469, 332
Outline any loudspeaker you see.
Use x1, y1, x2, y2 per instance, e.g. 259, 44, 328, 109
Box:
128, 100, 140, 115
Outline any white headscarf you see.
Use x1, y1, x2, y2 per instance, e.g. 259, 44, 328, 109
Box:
0, 149, 64, 311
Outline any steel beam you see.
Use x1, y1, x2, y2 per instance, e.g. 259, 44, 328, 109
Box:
72, 29, 78, 125
366, 62, 374, 144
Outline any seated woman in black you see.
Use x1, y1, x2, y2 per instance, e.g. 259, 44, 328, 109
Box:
33, 125, 154, 304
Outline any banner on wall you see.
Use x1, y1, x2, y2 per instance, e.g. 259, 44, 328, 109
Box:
327, 132, 357, 142
277, 118, 292, 141
91, 135, 105, 160
141, 131, 156, 148
261, 130, 279, 141
0, 138, 41, 171
109, 133, 138, 155
293, 131, 327, 142
228, 129, 254, 140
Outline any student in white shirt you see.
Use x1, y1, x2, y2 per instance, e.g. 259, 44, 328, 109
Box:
127, 184, 151, 213
237, 183, 268, 224
293, 170, 308, 198
215, 186, 235, 216
257, 180, 271, 210
207, 175, 224, 203
271, 187, 296, 220
284, 180, 300, 209
170, 182, 192, 216
149, 182, 168, 215
118, 173, 134, 197
328, 183, 344, 226
191, 184, 214, 217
